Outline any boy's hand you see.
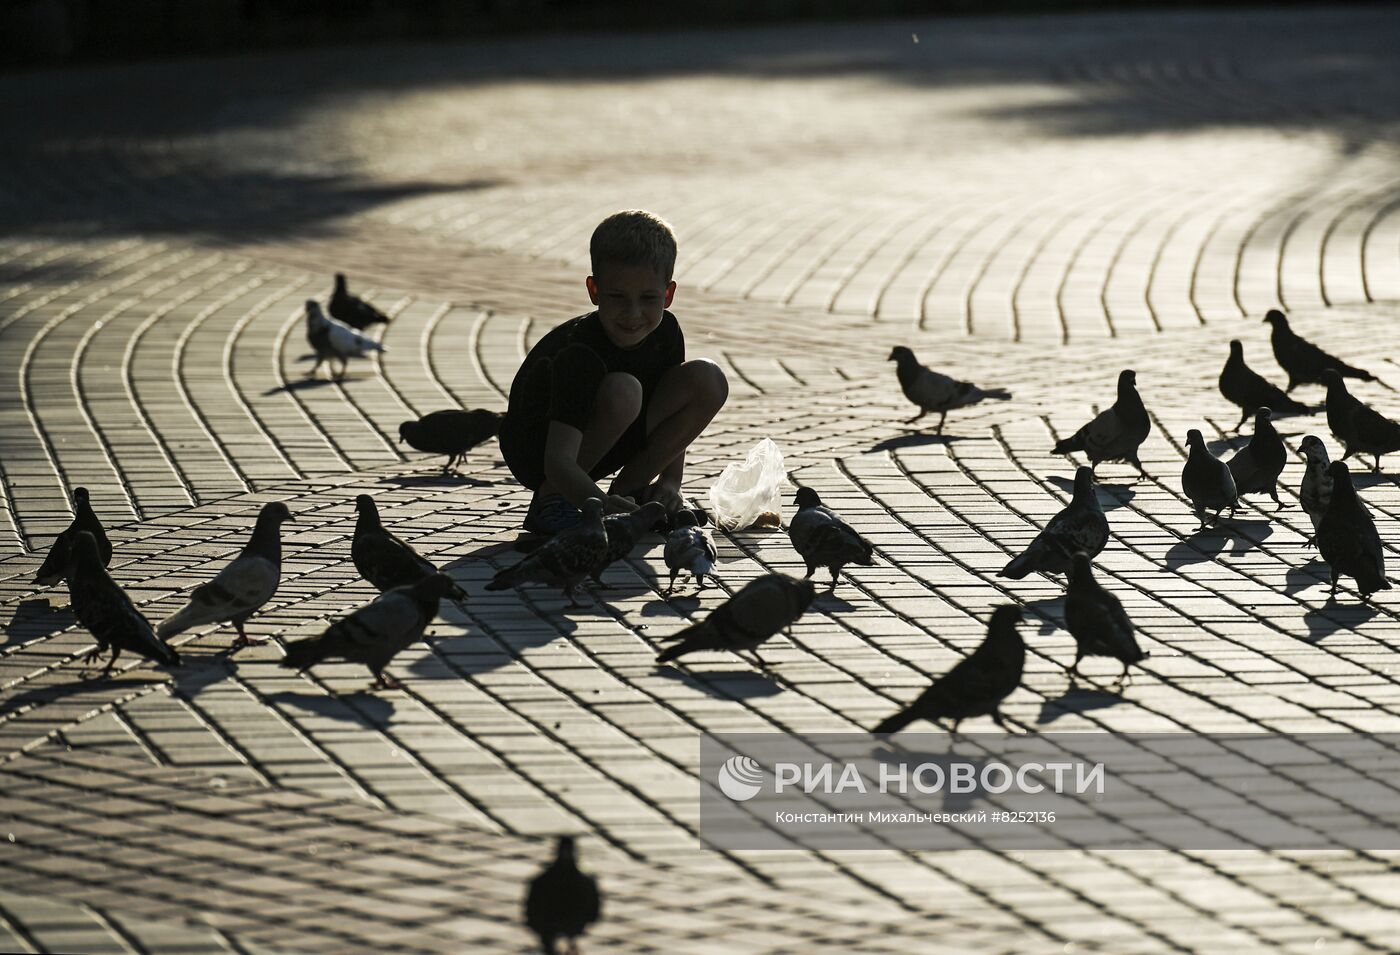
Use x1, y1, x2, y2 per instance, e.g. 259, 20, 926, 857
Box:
643, 481, 684, 514
604, 494, 639, 515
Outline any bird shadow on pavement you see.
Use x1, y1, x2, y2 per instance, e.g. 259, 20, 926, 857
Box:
813, 590, 857, 612
4, 598, 75, 648
1046, 474, 1136, 510
1022, 596, 1063, 635
1352, 472, 1400, 490
0, 674, 165, 719
1207, 434, 1251, 456
1037, 685, 1125, 725
266, 689, 395, 728
378, 473, 495, 489
866, 433, 968, 454
168, 657, 235, 698
1164, 519, 1273, 567
869, 744, 995, 812
262, 378, 337, 396
653, 665, 782, 699
641, 594, 701, 617
1284, 559, 1330, 596
1302, 601, 1381, 642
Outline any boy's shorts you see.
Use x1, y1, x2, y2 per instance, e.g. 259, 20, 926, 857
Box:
499, 414, 649, 491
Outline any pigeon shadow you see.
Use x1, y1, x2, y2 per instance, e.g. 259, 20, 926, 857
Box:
1352, 472, 1400, 490
443, 540, 532, 567
641, 595, 701, 617
1284, 559, 1330, 596
1164, 519, 1274, 568
1302, 601, 1381, 642
813, 591, 857, 612
168, 657, 235, 698
261, 378, 337, 396
4, 598, 75, 647
653, 665, 782, 699
1022, 596, 1064, 635
869, 745, 993, 812
1046, 475, 1136, 510
378, 473, 495, 489
0, 674, 166, 719
1037, 686, 1126, 725
266, 689, 396, 728
867, 433, 968, 454
1207, 434, 1251, 455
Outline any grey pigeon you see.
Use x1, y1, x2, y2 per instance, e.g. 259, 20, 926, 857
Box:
1265, 309, 1377, 392
487, 499, 608, 607
328, 272, 390, 330
398, 409, 503, 473
1182, 429, 1237, 530
1219, 339, 1316, 430
1063, 552, 1146, 686
1322, 369, 1400, 471
158, 502, 293, 651
305, 300, 386, 380
352, 495, 467, 604
524, 836, 601, 955
888, 346, 1010, 434
1052, 369, 1150, 477
591, 501, 666, 586
280, 573, 458, 690
873, 605, 1024, 733
34, 486, 111, 587
68, 531, 179, 677
1317, 461, 1391, 600
1226, 408, 1287, 508
1297, 435, 1333, 547
999, 466, 1108, 579
663, 510, 718, 593
787, 487, 875, 588
655, 574, 816, 667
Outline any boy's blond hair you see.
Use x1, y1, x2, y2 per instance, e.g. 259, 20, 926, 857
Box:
590, 210, 677, 281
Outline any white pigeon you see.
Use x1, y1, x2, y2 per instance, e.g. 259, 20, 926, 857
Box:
305, 299, 386, 380
158, 502, 293, 651
663, 511, 718, 593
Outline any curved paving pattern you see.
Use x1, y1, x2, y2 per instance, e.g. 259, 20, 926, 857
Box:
5, 7, 1400, 953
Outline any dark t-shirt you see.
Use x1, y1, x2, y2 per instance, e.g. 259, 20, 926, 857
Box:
505, 310, 685, 431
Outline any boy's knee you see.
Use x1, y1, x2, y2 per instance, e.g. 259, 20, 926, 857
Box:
594, 372, 643, 423
670, 359, 728, 410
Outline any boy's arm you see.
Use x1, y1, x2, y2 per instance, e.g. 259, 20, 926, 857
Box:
542, 422, 636, 513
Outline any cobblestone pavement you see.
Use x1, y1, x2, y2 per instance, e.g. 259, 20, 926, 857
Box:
4, 6, 1400, 952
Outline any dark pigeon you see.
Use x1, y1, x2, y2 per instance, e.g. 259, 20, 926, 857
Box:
1064, 552, 1146, 686
888, 346, 1010, 434
591, 501, 666, 586
352, 495, 467, 604
487, 499, 608, 607
280, 573, 458, 690
873, 605, 1024, 733
158, 502, 293, 651
34, 486, 111, 587
398, 409, 503, 473
1052, 369, 1151, 477
1297, 435, 1333, 546
1226, 408, 1287, 508
1265, 309, 1377, 392
68, 531, 179, 677
329, 272, 390, 330
655, 574, 816, 667
999, 466, 1108, 579
663, 510, 718, 593
1317, 461, 1391, 601
787, 487, 875, 588
524, 836, 601, 955
1182, 429, 1237, 530
1322, 369, 1400, 472
1219, 339, 1316, 430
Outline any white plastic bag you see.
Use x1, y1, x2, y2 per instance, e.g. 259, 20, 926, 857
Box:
708, 438, 790, 531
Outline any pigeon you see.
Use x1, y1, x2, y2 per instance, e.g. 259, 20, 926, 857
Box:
873, 604, 1024, 733
328, 272, 391, 330
1226, 408, 1287, 508
663, 509, 718, 593
487, 499, 608, 607
1052, 369, 1151, 477
1219, 339, 1316, 430
787, 487, 875, 588
1264, 309, 1377, 392
1317, 461, 1390, 600
999, 466, 1108, 580
1297, 435, 1334, 546
655, 573, 816, 667
305, 300, 386, 380
1181, 429, 1237, 530
1322, 369, 1400, 472
352, 495, 467, 605
887, 346, 1010, 434
590, 501, 666, 586
67, 531, 179, 677
280, 573, 457, 690
1063, 552, 1146, 686
158, 501, 293, 651
34, 486, 111, 587
398, 409, 503, 473
524, 836, 601, 955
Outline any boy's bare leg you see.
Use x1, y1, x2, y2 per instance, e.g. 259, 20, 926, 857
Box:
537, 373, 642, 502
610, 360, 729, 499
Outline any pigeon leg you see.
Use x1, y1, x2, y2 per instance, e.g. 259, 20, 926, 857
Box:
991, 710, 1011, 731
665, 572, 677, 595
228, 619, 268, 652
1375, 455, 1383, 473
81, 643, 105, 665
306, 357, 322, 379
829, 567, 841, 590
564, 584, 590, 610
371, 670, 405, 691
902, 409, 926, 426
1328, 570, 1339, 601
1233, 407, 1250, 431
935, 410, 947, 435
1067, 655, 1082, 679
1270, 488, 1283, 510
803, 565, 815, 579
1130, 456, 1146, 481
101, 647, 121, 678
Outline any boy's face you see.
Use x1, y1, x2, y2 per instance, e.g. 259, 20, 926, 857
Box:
587, 264, 676, 350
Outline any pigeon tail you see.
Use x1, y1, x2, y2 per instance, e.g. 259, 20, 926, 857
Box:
1051, 434, 1083, 455
156, 606, 201, 640
279, 635, 329, 672
997, 550, 1036, 580
980, 388, 1012, 401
